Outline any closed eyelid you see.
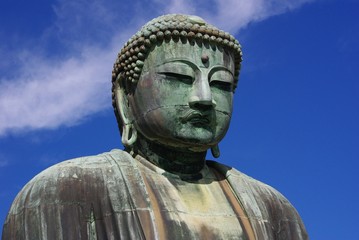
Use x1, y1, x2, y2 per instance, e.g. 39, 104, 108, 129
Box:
155, 61, 196, 77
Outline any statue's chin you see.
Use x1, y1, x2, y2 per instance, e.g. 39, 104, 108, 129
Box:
153, 140, 213, 153
135, 118, 228, 152
144, 133, 221, 153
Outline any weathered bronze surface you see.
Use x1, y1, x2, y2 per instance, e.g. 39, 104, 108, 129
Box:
3, 14, 308, 239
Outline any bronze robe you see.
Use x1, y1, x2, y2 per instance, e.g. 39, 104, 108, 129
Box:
2, 149, 308, 239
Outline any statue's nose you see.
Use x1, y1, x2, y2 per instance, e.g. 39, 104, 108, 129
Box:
189, 74, 216, 109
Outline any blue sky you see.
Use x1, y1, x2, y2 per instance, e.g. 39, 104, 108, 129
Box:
0, 0, 358, 239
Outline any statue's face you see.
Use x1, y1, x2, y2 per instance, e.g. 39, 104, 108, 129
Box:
128, 42, 235, 151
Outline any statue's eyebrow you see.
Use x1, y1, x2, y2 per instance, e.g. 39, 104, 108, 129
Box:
155, 59, 233, 78
209, 65, 234, 77
155, 58, 199, 70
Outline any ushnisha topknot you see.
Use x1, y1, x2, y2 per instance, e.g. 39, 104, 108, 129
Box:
111, 14, 243, 108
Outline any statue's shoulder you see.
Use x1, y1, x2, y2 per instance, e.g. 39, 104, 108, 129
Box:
7, 149, 134, 215
28, 149, 133, 185
3, 150, 150, 239
208, 160, 308, 239
208, 160, 297, 208
44, 148, 133, 171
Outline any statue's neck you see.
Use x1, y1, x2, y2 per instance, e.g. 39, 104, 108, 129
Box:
131, 136, 207, 175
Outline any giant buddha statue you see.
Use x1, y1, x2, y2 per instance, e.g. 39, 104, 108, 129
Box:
2, 14, 308, 239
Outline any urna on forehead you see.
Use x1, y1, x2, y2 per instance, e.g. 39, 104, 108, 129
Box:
111, 14, 243, 88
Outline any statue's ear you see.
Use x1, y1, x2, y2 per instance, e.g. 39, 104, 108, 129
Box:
114, 75, 137, 147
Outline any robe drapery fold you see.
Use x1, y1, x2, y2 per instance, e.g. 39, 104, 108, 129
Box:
2, 149, 308, 240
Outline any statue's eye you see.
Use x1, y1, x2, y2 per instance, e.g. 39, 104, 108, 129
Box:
209, 70, 233, 92
210, 80, 233, 92
158, 72, 193, 84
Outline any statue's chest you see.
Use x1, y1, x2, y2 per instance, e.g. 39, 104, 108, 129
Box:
140, 163, 245, 239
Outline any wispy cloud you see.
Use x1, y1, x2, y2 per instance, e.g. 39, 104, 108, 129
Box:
0, 0, 137, 136
0, 0, 313, 136
216, 0, 314, 32
0, 46, 113, 134
159, 0, 314, 33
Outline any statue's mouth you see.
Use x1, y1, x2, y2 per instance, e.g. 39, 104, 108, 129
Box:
180, 110, 211, 126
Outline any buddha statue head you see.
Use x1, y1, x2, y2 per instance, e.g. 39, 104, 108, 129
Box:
111, 14, 242, 159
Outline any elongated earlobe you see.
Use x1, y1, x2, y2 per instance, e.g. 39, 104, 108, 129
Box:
211, 144, 220, 158
122, 124, 137, 147
114, 75, 137, 148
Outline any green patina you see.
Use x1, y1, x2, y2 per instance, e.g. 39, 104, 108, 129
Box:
113, 16, 239, 174
121, 40, 235, 173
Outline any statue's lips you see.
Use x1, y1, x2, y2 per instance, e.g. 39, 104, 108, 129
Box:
179, 110, 211, 125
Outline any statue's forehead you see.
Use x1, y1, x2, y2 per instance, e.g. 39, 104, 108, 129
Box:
144, 42, 235, 71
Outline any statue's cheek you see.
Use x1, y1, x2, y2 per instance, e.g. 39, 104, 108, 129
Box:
213, 111, 232, 138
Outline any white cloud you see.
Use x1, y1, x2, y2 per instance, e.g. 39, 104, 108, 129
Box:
0, 0, 314, 136
213, 0, 314, 32
0, 0, 137, 136
157, 0, 313, 33
0, 45, 113, 135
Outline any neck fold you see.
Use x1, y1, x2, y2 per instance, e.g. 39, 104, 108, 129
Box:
131, 136, 207, 175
